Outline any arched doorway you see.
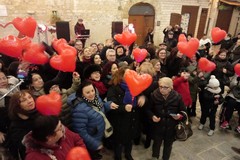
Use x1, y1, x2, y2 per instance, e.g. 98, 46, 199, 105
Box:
128, 3, 155, 46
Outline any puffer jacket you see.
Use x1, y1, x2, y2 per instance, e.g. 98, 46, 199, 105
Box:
68, 93, 111, 151
146, 89, 186, 138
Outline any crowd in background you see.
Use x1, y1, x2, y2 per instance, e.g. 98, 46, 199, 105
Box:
0, 22, 240, 160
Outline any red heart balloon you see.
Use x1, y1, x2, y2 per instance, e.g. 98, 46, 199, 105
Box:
211, 27, 226, 43
12, 17, 37, 38
178, 34, 187, 42
36, 92, 62, 116
114, 30, 137, 46
0, 22, 12, 28
52, 38, 68, 53
124, 69, 152, 96
19, 36, 32, 50
132, 48, 148, 63
22, 43, 49, 64
234, 64, 240, 76
50, 49, 76, 72
198, 58, 216, 72
114, 34, 125, 45
55, 43, 77, 55
122, 30, 137, 46
177, 38, 199, 58
0, 35, 23, 58
66, 147, 91, 160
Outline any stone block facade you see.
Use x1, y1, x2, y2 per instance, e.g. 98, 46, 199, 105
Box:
0, 0, 214, 46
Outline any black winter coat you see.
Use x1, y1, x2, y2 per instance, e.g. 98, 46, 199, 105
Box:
7, 115, 36, 160
146, 89, 186, 138
107, 85, 141, 144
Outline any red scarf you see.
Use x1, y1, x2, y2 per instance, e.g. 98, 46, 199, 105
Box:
90, 80, 107, 95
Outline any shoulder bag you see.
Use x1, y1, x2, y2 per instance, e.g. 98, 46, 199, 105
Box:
175, 111, 193, 141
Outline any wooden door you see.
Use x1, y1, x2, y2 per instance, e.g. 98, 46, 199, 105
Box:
181, 6, 199, 35
197, 8, 208, 39
170, 13, 181, 26
129, 16, 145, 46
144, 16, 155, 41
216, 6, 233, 32
128, 15, 154, 46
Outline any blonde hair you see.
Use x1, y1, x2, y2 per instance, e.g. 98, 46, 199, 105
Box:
158, 77, 173, 89
150, 59, 160, 68
137, 62, 156, 77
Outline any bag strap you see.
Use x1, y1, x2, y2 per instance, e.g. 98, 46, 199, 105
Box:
83, 99, 112, 133
180, 111, 190, 125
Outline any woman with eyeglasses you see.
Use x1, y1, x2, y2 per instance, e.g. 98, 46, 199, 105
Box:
23, 115, 86, 160
146, 77, 186, 160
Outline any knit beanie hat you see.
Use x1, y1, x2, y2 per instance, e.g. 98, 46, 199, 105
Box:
207, 75, 220, 88
44, 80, 60, 94
83, 64, 102, 80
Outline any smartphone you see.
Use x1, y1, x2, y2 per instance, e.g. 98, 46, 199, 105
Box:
17, 69, 28, 80
170, 113, 178, 117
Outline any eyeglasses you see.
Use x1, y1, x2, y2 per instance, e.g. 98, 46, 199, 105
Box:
159, 86, 169, 90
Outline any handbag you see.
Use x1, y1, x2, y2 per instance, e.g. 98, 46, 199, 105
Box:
92, 107, 113, 138
175, 111, 193, 141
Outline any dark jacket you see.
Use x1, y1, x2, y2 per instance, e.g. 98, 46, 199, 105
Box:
7, 111, 38, 160
23, 127, 86, 160
107, 84, 141, 144
74, 23, 85, 35
230, 45, 240, 63
212, 57, 234, 86
202, 88, 224, 107
146, 89, 186, 138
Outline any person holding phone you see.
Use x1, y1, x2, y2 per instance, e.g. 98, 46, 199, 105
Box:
146, 77, 186, 160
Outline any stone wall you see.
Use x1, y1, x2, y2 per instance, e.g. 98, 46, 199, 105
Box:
0, 0, 209, 46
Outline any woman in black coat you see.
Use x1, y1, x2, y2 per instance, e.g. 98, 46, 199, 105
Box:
107, 66, 145, 160
7, 90, 38, 160
212, 49, 234, 94
146, 77, 186, 160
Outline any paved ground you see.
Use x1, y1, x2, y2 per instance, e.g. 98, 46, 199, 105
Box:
0, 101, 239, 160
101, 100, 240, 160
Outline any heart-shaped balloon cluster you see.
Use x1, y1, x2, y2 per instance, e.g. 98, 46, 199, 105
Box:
124, 69, 152, 96
211, 27, 226, 43
114, 30, 137, 46
132, 48, 148, 63
198, 58, 216, 72
66, 147, 91, 160
12, 17, 37, 38
177, 38, 199, 58
234, 64, 240, 76
22, 43, 49, 64
36, 92, 62, 116
0, 17, 38, 60
50, 39, 77, 72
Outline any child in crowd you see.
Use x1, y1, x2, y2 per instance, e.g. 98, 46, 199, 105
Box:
173, 68, 192, 112
198, 75, 223, 136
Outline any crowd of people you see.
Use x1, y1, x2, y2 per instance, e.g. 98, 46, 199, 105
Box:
0, 23, 240, 160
